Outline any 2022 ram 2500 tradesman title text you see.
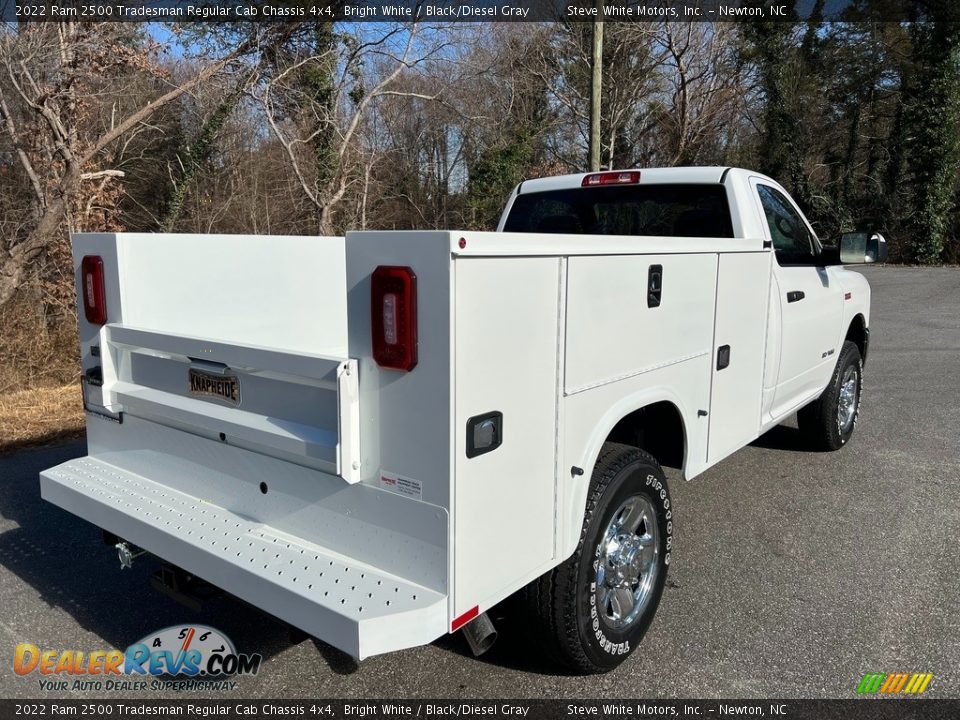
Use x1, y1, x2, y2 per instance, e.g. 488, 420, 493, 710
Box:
41, 167, 885, 673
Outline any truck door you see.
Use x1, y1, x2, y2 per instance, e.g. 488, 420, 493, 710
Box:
751, 181, 844, 417
707, 252, 771, 465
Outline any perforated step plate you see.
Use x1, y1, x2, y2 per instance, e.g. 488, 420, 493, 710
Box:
41, 457, 447, 659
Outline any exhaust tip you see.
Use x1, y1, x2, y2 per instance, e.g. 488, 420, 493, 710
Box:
462, 612, 498, 657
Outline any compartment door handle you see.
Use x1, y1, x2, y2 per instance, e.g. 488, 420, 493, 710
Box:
647, 264, 663, 308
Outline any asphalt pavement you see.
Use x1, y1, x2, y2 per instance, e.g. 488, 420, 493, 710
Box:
1, 266, 957, 700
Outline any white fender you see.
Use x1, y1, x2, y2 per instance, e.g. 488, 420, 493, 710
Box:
560, 386, 693, 561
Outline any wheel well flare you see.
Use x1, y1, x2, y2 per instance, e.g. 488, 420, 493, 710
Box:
605, 401, 685, 470
846, 314, 867, 359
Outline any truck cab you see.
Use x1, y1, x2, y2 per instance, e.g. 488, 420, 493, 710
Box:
498, 168, 879, 453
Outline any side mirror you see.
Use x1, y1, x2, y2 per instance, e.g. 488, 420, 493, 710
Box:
839, 231, 888, 264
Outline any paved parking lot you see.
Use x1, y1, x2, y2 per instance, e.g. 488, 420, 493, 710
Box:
1, 266, 957, 699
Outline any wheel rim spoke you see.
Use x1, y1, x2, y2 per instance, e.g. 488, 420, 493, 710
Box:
638, 536, 656, 572
613, 498, 642, 533
597, 584, 610, 612
610, 587, 635, 620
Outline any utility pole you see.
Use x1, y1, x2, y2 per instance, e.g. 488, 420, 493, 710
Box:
589, 3, 604, 171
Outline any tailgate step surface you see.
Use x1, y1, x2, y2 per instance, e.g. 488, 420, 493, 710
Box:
40, 457, 447, 658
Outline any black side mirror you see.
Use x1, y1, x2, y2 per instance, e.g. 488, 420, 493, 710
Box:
840, 231, 888, 264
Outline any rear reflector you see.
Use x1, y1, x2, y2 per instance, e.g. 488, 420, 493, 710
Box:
81, 255, 107, 325
452, 605, 479, 632
581, 171, 641, 187
371, 266, 418, 371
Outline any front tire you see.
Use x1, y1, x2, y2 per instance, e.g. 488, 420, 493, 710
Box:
521, 443, 672, 674
797, 340, 863, 451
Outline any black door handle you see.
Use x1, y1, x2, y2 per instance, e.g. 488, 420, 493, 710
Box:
647, 264, 663, 308
717, 345, 731, 370
786, 290, 805, 303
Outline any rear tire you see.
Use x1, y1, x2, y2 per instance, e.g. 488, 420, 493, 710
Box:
797, 340, 863, 451
521, 443, 672, 674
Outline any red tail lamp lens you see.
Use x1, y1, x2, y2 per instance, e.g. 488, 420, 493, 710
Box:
371, 266, 417, 371
81, 255, 107, 325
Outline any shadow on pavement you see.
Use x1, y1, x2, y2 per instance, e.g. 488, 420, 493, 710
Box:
1, 441, 567, 676
749, 423, 831, 454
0, 429, 86, 457
0, 442, 346, 671
428, 598, 570, 677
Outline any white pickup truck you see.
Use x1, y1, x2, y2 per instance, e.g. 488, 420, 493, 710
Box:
41, 167, 884, 673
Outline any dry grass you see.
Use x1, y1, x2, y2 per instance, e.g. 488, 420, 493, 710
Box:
0, 383, 85, 454
0, 293, 79, 394
1, 289, 85, 454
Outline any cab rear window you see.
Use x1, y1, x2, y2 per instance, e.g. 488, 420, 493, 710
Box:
503, 183, 734, 238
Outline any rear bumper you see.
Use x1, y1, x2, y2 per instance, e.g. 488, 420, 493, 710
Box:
40, 455, 446, 660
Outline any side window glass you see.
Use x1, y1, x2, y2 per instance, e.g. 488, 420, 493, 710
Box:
756, 185, 814, 265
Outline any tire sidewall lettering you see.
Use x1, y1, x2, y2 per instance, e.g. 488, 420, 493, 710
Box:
580, 458, 673, 661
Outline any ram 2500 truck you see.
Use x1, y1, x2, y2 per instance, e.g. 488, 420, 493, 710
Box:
41, 167, 885, 673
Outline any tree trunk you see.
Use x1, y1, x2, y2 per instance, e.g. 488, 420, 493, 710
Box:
0, 190, 71, 307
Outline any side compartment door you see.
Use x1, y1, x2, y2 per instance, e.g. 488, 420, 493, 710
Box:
707, 252, 771, 465
453, 257, 560, 619
751, 181, 845, 416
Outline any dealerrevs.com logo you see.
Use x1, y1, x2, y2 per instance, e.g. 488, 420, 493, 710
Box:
14, 625, 262, 692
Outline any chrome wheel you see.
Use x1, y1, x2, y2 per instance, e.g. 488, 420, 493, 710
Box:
595, 495, 659, 630
836, 365, 859, 434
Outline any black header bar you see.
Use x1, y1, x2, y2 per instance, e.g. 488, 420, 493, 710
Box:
0, 0, 939, 24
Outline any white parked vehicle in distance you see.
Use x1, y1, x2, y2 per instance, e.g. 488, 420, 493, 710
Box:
41, 167, 884, 673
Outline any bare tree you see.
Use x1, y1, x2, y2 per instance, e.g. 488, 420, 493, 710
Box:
259, 24, 455, 235
654, 22, 746, 165
544, 22, 664, 169
0, 22, 292, 308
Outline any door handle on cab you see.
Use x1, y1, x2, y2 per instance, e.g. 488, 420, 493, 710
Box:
647, 264, 663, 308
786, 290, 805, 303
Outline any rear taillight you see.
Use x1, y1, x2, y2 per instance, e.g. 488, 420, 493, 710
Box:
581, 171, 641, 186
81, 255, 107, 325
371, 265, 417, 371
